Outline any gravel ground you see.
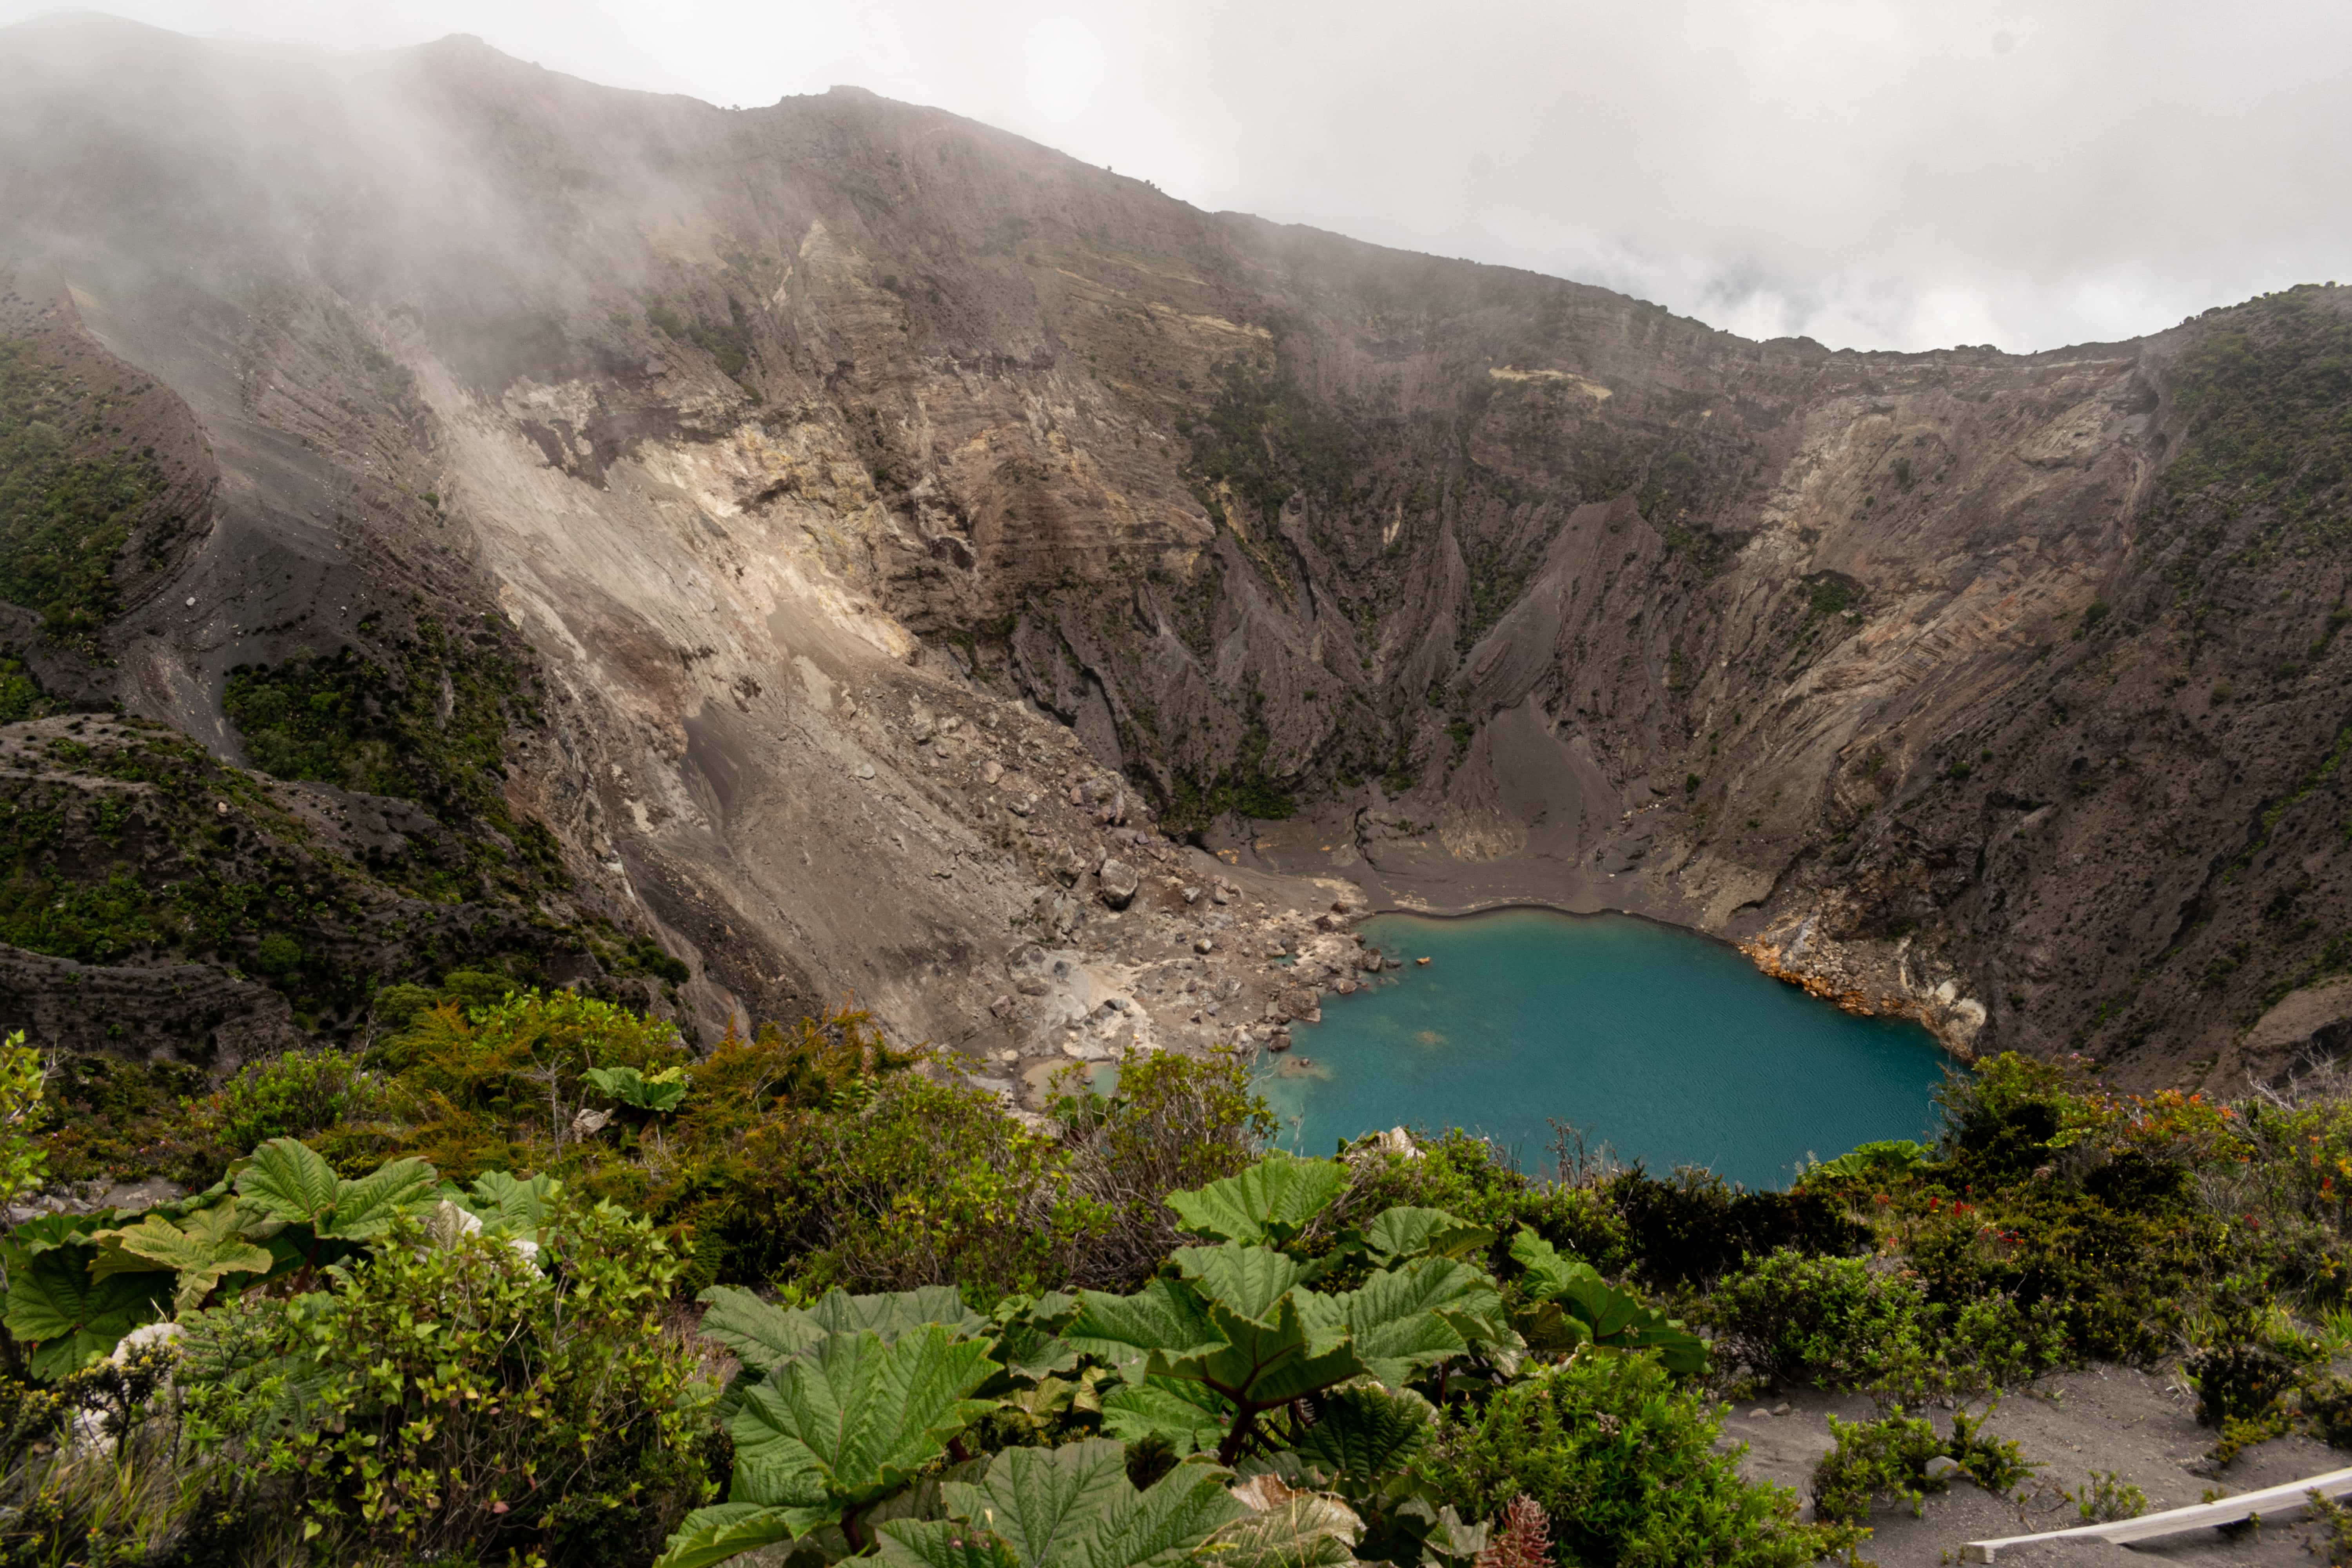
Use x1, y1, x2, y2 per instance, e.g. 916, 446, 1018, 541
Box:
1723, 1365, 2347, 1564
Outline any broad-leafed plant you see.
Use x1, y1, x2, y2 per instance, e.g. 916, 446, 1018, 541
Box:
875, 1438, 1240, 1568
662, 1150, 1725, 1568
588, 1063, 689, 1114
1507, 1230, 1707, 1373
660, 1286, 1012, 1566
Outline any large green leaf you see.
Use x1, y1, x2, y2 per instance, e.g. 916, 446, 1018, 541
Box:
1099, 1376, 1232, 1455
1396, 1498, 1490, 1568
1292, 1386, 1431, 1483
464, 1170, 558, 1235
3, 1249, 170, 1378
699, 1285, 988, 1381
808, 1285, 988, 1341
1507, 1229, 1590, 1301
1359, 1207, 1492, 1265
941, 1438, 1129, 1567
991, 1292, 1081, 1382
233, 1141, 439, 1243
878, 1438, 1243, 1568
727, 1448, 830, 1513
1067, 1278, 1225, 1372
653, 1503, 801, 1568
1166, 1294, 1359, 1411
1314, 1256, 1502, 1386
1087, 1458, 1250, 1568
699, 1285, 829, 1375
234, 1138, 340, 1227
587, 1063, 689, 1113
320, 1156, 440, 1241
729, 1324, 1001, 1525
89, 1204, 273, 1315
1508, 1229, 1706, 1374
875, 1523, 1022, 1568
0, 1210, 115, 1274
1167, 1151, 1347, 1247
1200, 1492, 1362, 1568
1171, 1246, 1308, 1323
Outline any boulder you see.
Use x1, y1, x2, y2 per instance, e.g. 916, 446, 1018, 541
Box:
1097, 857, 1140, 909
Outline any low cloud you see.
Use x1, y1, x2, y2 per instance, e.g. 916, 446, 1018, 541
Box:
9, 0, 2346, 351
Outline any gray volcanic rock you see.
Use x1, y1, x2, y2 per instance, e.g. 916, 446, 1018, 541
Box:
0, 17, 2344, 1086
1097, 858, 1140, 909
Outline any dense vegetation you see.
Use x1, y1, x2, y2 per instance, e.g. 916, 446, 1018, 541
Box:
1180, 362, 1357, 532
10, 996, 2352, 1564
221, 620, 566, 887
2164, 285, 2352, 546
0, 339, 164, 635
0, 715, 689, 1059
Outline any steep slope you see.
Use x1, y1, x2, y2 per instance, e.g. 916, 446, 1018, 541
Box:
0, 16, 2344, 1088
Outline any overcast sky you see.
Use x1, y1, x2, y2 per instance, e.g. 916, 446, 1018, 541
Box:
5, 1, 2347, 352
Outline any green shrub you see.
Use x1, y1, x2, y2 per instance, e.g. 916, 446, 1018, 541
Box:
1613, 1169, 1868, 1289
436, 967, 527, 1015
372, 988, 688, 1180
0, 339, 164, 630
1810, 1405, 2033, 1524
0, 1029, 45, 1205
1704, 1238, 2062, 1397
1945, 1402, 2036, 1492
1323, 1128, 1634, 1279
207, 1048, 370, 1153
744, 1072, 1109, 1299
2300, 1369, 2352, 1447
2310, 1490, 2352, 1566
2073, 1470, 2147, 1522
368, 982, 437, 1031
184, 1193, 713, 1565
1810, 1410, 1942, 1523
2187, 1339, 2297, 1427
27, 1054, 222, 1190
1047, 1048, 1275, 1289
1942, 1291, 2070, 1388
1707, 1249, 1930, 1393
1412, 1351, 1860, 1566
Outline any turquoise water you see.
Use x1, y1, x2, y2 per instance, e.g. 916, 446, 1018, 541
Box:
1261, 908, 1949, 1190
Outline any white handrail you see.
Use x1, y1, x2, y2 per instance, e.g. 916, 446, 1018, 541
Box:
1962, 1465, 2352, 1561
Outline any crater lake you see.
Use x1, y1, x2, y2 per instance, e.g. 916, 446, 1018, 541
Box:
1260, 907, 1950, 1188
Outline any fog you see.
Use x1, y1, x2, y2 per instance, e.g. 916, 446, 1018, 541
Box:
2, 0, 2346, 352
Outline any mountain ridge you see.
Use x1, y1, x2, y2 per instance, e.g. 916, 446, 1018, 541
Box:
0, 14, 2344, 1092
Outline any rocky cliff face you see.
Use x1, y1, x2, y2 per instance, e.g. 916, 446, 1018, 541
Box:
0, 16, 2345, 1091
